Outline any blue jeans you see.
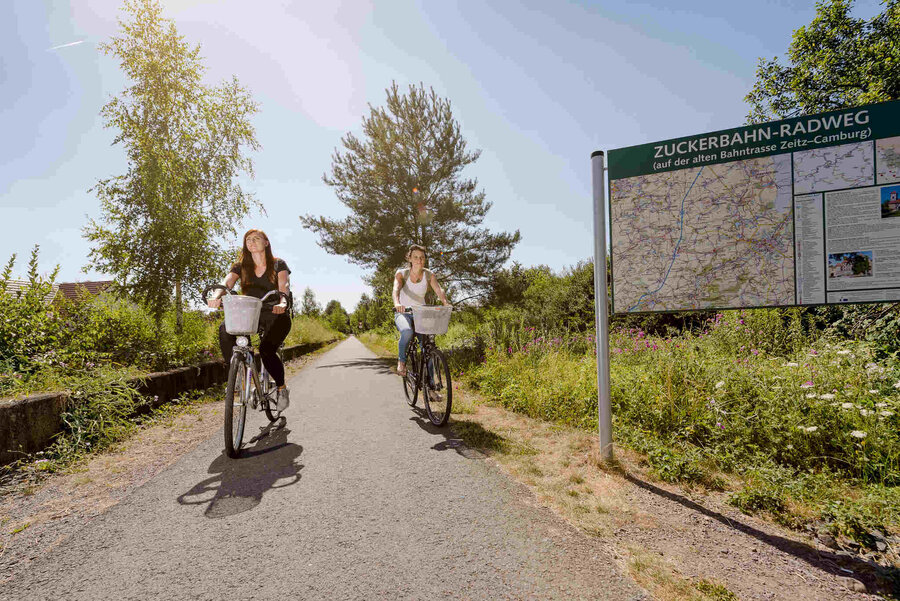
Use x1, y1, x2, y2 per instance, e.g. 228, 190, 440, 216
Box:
394, 312, 426, 363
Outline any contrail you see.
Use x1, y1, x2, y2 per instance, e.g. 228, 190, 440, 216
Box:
47, 40, 86, 51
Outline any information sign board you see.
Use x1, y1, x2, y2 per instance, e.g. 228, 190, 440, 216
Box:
608, 100, 900, 313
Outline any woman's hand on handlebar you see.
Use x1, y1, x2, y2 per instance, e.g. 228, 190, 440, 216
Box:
260, 290, 290, 314
201, 284, 232, 310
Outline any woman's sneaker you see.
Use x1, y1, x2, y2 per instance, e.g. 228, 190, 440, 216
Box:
276, 386, 290, 411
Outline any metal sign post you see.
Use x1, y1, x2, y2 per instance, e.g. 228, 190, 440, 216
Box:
591, 150, 613, 461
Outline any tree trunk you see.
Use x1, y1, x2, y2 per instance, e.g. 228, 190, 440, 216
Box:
175, 280, 183, 335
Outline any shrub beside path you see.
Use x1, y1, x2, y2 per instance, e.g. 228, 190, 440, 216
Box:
1, 337, 643, 600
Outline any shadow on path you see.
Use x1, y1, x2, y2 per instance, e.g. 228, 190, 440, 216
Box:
177, 418, 304, 519
315, 357, 395, 375
623, 473, 899, 595
405, 408, 497, 460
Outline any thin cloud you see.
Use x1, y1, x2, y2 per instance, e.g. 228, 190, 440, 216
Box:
47, 40, 86, 51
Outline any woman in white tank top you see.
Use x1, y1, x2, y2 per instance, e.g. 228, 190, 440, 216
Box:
392, 244, 449, 376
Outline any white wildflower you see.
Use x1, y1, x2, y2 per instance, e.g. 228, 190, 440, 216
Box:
859, 409, 871, 417
875, 402, 888, 408
805, 393, 817, 399
819, 393, 835, 400
894, 381, 900, 389
837, 350, 851, 355
866, 363, 885, 375
850, 430, 867, 439
869, 390, 879, 394
784, 362, 799, 367
805, 426, 818, 433
715, 381, 725, 389
800, 382, 814, 389
841, 402, 854, 409
880, 410, 895, 418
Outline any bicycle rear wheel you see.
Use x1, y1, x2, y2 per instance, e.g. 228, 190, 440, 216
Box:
263, 346, 285, 421
224, 354, 248, 458
424, 348, 452, 426
403, 339, 420, 407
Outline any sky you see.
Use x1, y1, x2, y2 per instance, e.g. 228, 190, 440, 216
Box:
1, 0, 887, 310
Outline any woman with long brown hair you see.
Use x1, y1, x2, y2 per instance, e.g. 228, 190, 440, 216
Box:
207, 229, 293, 410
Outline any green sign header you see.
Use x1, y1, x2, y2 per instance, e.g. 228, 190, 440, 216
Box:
608, 100, 900, 180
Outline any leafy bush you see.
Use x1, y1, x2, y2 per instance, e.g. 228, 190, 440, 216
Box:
0, 247, 63, 375
45, 369, 143, 466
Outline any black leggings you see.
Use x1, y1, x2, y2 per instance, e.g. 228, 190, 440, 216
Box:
218, 312, 292, 386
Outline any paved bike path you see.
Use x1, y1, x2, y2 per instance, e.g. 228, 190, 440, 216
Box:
2, 337, 643, 600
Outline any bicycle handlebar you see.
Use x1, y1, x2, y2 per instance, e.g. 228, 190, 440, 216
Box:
202, 285, 292, 309
259, 290, 292, 309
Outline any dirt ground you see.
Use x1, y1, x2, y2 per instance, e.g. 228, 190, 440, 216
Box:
2, 341, 898, 599
449, 401, 899, 600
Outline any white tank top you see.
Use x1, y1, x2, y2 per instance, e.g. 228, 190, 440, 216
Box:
398, 268, 431, 307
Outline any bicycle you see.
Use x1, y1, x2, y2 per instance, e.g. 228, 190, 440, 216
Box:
202, 285, 290, 458
399, 306, 453, 427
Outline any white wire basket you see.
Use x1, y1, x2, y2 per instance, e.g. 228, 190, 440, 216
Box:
411, 305, 453, 335
222, 295, 262, 335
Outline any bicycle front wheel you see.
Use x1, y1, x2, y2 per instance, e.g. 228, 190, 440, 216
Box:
403, 339, 420, 407
224, 354, 248, 458
424, 348, 452, 426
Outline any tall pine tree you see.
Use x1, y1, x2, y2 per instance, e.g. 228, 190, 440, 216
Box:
301, 82, 520, 302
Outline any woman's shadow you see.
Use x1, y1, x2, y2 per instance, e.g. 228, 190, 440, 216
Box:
177, 418, 304, 518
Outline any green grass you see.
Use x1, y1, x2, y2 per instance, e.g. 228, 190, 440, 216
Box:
10, 522, 30, 535
694, 579, 739, 601
283, 315, 344, 346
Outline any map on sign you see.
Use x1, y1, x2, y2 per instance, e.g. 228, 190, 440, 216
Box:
793, 141, 874, 194
611, 156, 794, 312
607, 99, 900, 313
876, 136, 900, 184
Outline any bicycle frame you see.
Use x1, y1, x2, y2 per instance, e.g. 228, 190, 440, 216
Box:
409, 335, 436, 388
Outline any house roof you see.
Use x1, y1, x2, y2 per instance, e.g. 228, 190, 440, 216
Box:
1, 280, 60, 305
56, 281, 114, 300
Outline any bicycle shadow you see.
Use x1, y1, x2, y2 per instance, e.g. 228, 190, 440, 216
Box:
176, 418, 304, 519
409, 412, 510, 459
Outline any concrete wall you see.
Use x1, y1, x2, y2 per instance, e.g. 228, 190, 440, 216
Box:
0, 340, 333, 465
